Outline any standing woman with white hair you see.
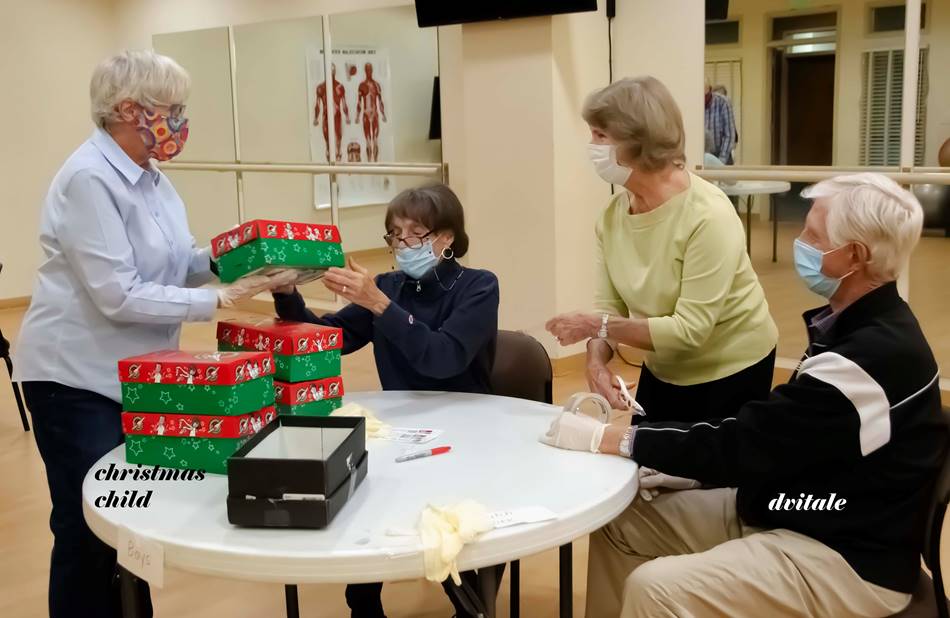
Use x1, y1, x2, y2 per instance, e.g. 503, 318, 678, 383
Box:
15, 51, 292, 617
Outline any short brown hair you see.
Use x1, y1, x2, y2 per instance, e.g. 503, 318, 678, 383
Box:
582, 76, 685, 172
385, 183, 470, 258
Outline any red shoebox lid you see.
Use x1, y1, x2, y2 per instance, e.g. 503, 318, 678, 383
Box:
217, 319, 343, 356
274, 377, 344, 405
121, 406, 277, 439
211, 220, 342, 259
118, 350, 275, 386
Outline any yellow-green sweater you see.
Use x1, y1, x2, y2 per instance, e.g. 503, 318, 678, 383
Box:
595, 173, 778, 386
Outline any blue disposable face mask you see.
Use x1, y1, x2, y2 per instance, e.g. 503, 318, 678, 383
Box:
395, 240, 441, 280
793, 238, 853, 299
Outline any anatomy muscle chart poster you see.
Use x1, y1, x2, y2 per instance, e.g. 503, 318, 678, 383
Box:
307, 46, 395, 209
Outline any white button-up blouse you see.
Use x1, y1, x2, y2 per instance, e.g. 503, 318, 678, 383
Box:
15, 128, 219, 402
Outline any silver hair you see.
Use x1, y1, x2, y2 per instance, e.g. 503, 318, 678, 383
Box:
801, 173, 923, 282
89, 50, 190, 128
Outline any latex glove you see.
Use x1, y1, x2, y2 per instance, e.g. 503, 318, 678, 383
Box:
637, 467, 702, 502
419, 500, 492, 585
270, 268, 300, 295
217, 270, 298, 308
331, 402, 391, 439
540, 410, 608, 452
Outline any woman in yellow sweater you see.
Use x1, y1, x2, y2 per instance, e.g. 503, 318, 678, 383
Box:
547, 76, 778, 423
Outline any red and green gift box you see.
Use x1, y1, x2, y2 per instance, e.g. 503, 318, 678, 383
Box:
274, 376, 344, 417
216, 319, 342, 382
117, 350, 280, 474
118, 350, 276, 415
210, 219, 345, 283
121, 406, 277, 474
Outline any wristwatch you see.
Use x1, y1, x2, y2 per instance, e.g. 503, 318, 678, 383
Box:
598, 313, 610, 339
619, 426, 635, 458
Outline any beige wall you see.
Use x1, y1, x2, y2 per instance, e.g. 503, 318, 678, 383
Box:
145, 5, 440, 257
705, 0, 950, 166
446, 1, 704, 356
113, 0, 409, 49
613, 0, 706, 168
3, 0, 707, 341
0, 0, 117, 299
551, 6, 612, 355
455, 18, 559, 348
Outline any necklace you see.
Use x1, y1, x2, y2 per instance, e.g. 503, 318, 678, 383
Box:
433, 265, 465, 292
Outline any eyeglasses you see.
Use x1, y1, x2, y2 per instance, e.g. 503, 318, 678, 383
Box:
383, 230, 433, 249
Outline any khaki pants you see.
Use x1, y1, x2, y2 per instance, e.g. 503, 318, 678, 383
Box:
586, 488, 911, 618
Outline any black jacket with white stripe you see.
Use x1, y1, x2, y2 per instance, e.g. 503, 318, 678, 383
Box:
631, 282, 945, 593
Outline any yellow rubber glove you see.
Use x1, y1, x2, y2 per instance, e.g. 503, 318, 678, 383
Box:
331, 402, 391, 439
419, 500, 492, 585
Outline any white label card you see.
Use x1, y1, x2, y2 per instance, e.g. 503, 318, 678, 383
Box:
117, 525, 165, 588
386, 427, 443, 445
489, 506, 558, 529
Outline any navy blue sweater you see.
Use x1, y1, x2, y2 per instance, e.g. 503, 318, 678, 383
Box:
273, 259, 499, 394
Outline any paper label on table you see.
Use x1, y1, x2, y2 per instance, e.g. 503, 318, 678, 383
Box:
385, 427, 443, 445
489, 506, 558, 529
117, 525, 165, 588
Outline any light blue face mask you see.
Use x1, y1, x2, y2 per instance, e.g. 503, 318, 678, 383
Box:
395, 241, 441, 280
793, 238, 852, 299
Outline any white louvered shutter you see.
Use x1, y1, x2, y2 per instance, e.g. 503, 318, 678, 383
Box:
860, 49, 928, 166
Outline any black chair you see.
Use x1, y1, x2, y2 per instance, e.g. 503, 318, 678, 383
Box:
0, 330, 29, 432
893, 404, 950, 618
0, 262, 29, 432
489, 330, 574, 618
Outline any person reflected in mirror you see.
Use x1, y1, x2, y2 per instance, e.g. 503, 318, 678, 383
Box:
704, 77, 737, 165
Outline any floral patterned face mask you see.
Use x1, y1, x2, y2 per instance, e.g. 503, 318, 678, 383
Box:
135, 106, 189, 161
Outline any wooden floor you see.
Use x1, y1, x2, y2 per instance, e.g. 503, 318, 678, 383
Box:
0, 218, 947, 617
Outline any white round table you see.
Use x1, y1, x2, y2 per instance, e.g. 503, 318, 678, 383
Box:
720, 180, 792, 261
83, 391, 638, 616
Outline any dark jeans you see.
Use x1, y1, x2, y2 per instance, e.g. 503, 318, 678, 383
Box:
24, 381, 152, 618
345, 570, 487, 618
634, 349, 776, 423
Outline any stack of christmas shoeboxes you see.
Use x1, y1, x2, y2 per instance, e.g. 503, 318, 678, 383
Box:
217, 318, 344, 417
211, 219, 345, 284
119, 350, 277, 474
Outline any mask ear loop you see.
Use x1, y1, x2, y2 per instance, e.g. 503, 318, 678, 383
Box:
823, 241, 864, 283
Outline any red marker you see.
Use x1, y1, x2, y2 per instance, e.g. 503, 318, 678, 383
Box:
395, 446, 452, 463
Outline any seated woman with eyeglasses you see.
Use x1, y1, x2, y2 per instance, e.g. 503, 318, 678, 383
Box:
272, 183, 499, 618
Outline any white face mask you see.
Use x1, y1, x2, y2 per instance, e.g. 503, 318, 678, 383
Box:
587, 143, 632, 186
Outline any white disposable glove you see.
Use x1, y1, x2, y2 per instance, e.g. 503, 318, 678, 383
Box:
217, 270, 298, 308
637, 467, 702, 502
540, 410, 608, 453
419, 500, 492, 585
331, 403, 391, 439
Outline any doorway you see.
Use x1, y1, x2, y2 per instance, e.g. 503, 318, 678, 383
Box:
771, 50, 836, 165
768, 12, 838, 230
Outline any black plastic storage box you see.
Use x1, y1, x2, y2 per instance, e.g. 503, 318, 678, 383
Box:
227, 415, 368, 528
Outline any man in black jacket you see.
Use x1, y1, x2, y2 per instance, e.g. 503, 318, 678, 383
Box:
542, 173, 945, 617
